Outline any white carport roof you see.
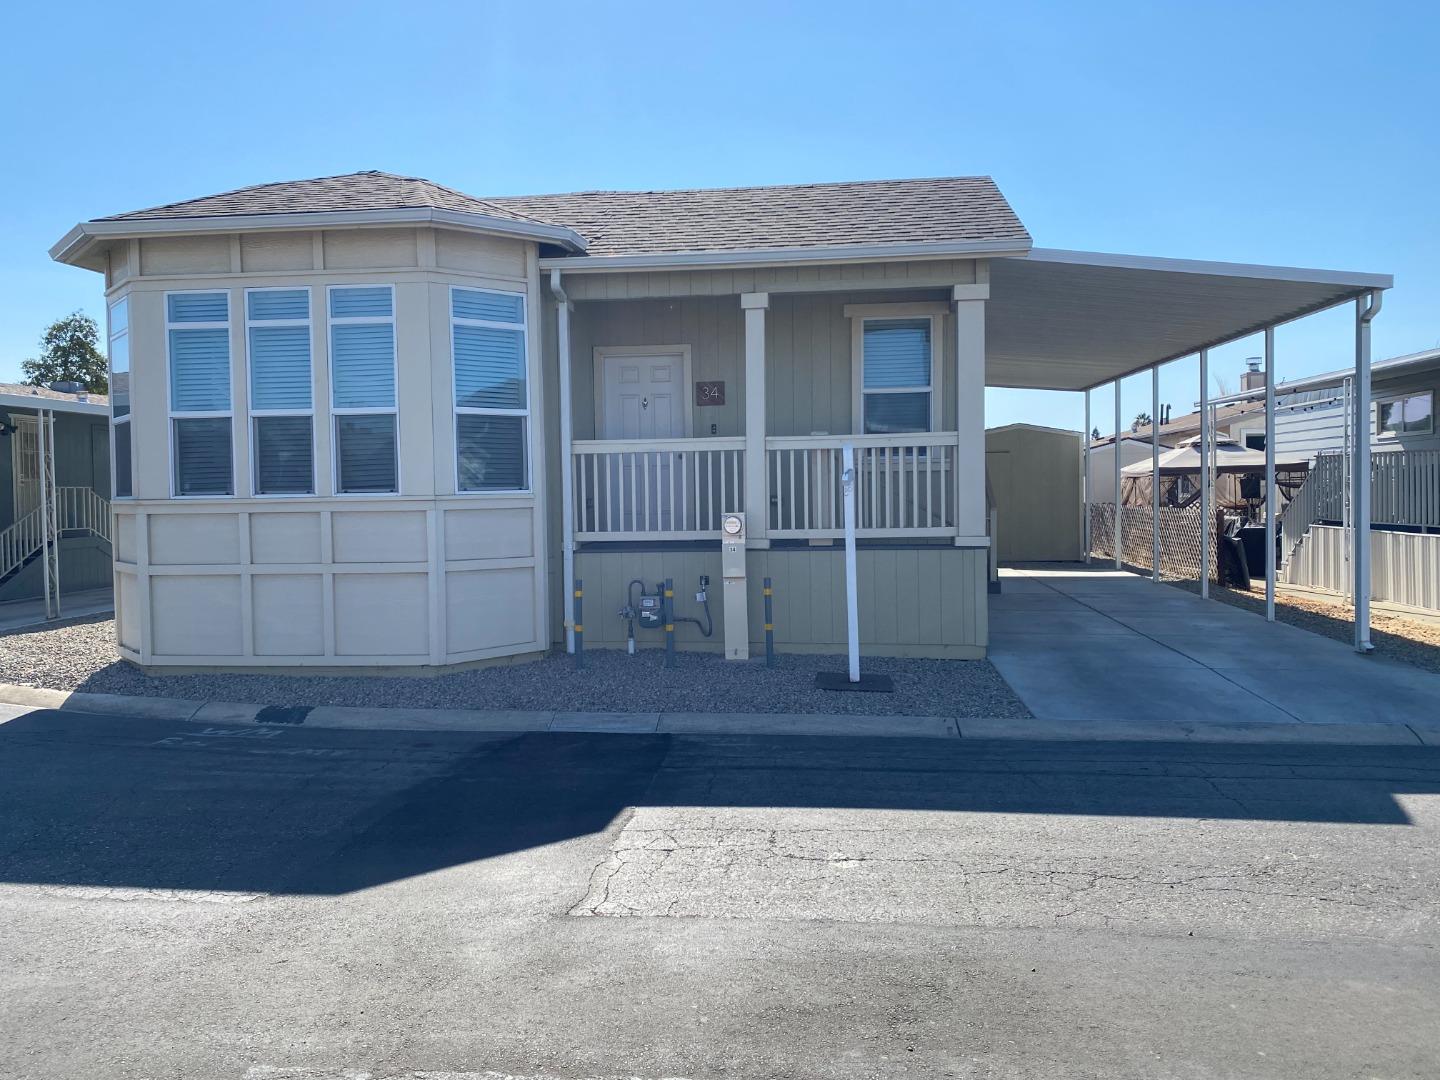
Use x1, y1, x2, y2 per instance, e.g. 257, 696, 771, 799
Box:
986, 249, 1392, 392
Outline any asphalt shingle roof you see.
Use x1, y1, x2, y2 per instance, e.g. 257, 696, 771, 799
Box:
486, 176, 1030, 257
92, 171, 1030, 259
97, 171, 553, 228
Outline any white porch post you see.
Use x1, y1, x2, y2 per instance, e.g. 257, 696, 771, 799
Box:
1264, 327, 1277, 621
1083, 389, 1091, 559
1151, 365, 1160, 582
741, 292, 770, 546
952, 283, 988, 544
1353, 290, 1382, 652
1113, 379, 1122, 569
1199, 349, 1211, 599
551, 270, 576, 652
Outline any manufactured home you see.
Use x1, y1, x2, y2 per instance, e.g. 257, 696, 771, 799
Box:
49, 171, 1392, 669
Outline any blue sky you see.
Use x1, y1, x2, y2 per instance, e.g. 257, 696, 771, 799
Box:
2, 1, 1435, 434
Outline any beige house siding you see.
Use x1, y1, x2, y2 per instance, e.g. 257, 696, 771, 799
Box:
575, 544, 987, 659
105, 227, 551, 669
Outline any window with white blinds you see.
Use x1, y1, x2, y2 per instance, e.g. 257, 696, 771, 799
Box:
451, 286, 528, 491
167, 291, 233, 496
860, 317, 936, 435
108, 297, 132, 498
329, 285, 397, 494
248, 288, 314, 495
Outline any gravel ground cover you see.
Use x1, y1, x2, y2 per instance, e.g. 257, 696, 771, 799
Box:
1170, 579, 1440, 674
0, 616, 1031, 717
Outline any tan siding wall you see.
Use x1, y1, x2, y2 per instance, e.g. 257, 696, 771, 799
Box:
240, 231, 316, 272
573, 545, 987, 658
140, 235, 231, 276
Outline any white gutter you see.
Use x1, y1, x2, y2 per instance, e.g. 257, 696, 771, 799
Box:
538, 237, 1030, 273
51, 207, 588, 265
550, 269, 576, 654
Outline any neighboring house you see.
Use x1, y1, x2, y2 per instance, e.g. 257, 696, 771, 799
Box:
0, 383, 113, 607
48, 170, 1390, 669
1270, 347, 1439, 460
1083, 435, 1173, 504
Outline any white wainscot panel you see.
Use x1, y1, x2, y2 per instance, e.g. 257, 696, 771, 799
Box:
151, 575, 242, 656
251, 513, 323, 564
114, 514, 137, 564
446, 567, 536, 654
117, 571, 140, 650
252, 575, 324, 656
444, 507, 533, 561
334, 573, 429, 655
149, 514, 240, 565
332, 511, 428, 563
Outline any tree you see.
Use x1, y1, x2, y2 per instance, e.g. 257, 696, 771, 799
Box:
1090, 427, 1101, 441
1131, 412, 1152, 431
22, 312, 108, 394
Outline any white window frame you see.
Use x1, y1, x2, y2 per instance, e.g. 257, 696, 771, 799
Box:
848, 308, 944, 437
327, 283, 399, 496
450, 284, 531, 494
165, 289, 234, 499
1376, 390, 1434, 438
107, 295, 133, 500
246, 287, 315, 497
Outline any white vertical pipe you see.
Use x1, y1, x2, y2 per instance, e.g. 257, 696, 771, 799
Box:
1151, 365, 1160, 582
1113, 379, 1122, 569
1199, 350, 1211, 599
842, 442, 860, 683
551, 270, 576, 653
1082, 390, 1091, 561
1264, 327, 1277, 621
37, 408, 53, 620
1354, 291, 1381, 652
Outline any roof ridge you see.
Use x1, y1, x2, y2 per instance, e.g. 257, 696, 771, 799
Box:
98, 170, 389, 220
399, 174, 563, 228
488, 174, 1000, 201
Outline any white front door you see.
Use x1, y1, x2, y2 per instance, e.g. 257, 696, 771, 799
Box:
598, 351, 688, 532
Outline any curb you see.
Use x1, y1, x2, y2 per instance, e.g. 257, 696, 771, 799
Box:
0, 682, 1433, 747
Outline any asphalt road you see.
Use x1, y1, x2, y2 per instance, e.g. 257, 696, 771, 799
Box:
2, 707, 1439, 1079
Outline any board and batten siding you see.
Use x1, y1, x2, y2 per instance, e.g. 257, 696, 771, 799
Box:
574, 545, 988, 659
104, 226, 551, 669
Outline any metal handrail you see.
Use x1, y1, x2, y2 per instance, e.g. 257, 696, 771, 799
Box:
0, 487, 112, 581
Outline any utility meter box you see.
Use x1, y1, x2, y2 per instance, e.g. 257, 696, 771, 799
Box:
637, 593, 663, 630
720, 513, 749, 660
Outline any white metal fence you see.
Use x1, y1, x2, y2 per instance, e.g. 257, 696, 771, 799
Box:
572, 438, 745, 540
0, 486, 112, 582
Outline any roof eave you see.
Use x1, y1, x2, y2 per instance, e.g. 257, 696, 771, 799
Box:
0, 391, 110, 417
50, 207, 588, 269
540, 237, 1032, 274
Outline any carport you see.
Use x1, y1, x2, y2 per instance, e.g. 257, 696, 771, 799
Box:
985, 248, 1392, 653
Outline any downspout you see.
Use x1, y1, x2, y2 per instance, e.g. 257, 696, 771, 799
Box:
1354, 288, 1382, 653
551, 269, 576, 653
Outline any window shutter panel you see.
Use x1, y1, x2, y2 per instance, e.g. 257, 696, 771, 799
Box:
862, 319, 931, 388
454, 325, 526, 410
457, 415, 526, 491
254, 416, 313, 494
335, 415, 398, 493
250, 326, 313, 410
173, 418, 233, 495
169, 328, 232, 412
331, 324, 395, 408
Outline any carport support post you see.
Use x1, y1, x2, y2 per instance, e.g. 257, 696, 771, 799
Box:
1151, 365, 1160, 582
1082, 390, 1091, 559
1113, 380, 1122, 569
1353, 291, 1382, 653
1199, 349, 1211, 599
1264, 327, 1276, 621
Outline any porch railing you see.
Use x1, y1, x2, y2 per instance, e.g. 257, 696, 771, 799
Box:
766, 433, 958, 539
572, 437, 745, 540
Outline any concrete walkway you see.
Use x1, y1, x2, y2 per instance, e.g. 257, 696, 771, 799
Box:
0, 587, 113, 632
990, 565, 1440, 731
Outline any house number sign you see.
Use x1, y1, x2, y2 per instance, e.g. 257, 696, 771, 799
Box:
695, 381, 726, 406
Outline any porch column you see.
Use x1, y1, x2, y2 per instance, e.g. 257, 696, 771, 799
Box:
1353, 290, 1382, 652
741, 292, 769, 546
1113, 379, 1122, 569
551, 270, 576, 652
952, 283, 988, 544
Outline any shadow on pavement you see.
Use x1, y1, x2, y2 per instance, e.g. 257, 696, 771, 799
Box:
2, 707, 1438, 896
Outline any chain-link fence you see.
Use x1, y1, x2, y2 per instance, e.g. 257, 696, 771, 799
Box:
1087, 502, 1220, 583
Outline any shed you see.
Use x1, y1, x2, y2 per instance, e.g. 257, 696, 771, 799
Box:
985, 424, 1083, 562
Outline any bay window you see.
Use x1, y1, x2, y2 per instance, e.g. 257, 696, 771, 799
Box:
329, 285, 397, 494
108, 296, 132, 498
167, 291, 233, 496
247, 288, 314, 494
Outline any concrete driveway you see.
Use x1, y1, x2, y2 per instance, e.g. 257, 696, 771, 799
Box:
990, 565, 1440, 732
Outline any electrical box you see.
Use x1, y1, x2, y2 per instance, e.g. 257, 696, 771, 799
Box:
720, 513, 749, 660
